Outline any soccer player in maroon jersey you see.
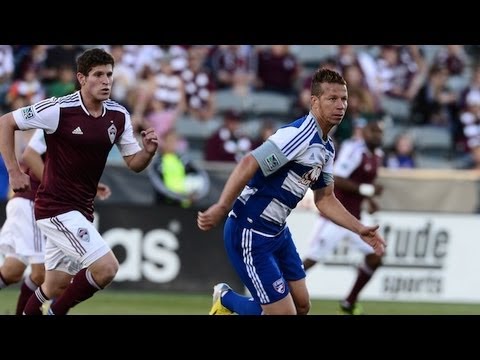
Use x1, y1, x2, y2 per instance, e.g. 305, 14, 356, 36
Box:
302, 117, 385, 315
0, 48, 158, 315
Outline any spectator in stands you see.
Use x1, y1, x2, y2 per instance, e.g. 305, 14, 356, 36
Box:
6, 64, 45, 109
0, 47, 159, 315
384, 132, 416, 169
46, 65, 76, 98
433, 45, 467, 77
410, 64, 459, 127
252, 119, 276, 149
182, 47, 216, 122
374, 45, 424, 100
458, 91, 480, 168
459, 64, 480, 111
139, 56, 187, 147
42, 45, 84, 85
0, 45, 14, 110
106, 45, 136, 106
255, 45, 299, 96
209, 45, 257, 96
204, 109, 253, 162
149, 129, 197, 207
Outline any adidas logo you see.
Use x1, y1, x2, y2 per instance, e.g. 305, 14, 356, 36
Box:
72, 127, 83, 135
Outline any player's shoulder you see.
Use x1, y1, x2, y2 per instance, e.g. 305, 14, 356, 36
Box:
275, 114, 315, 140
104, 99, 130, 115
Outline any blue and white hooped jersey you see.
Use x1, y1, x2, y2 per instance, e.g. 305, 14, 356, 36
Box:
231, 112, 335, 235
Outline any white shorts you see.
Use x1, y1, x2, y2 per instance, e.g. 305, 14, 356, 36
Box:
37, 210, 110, 275
0, 197, 44, 264
304, 216, 375, 262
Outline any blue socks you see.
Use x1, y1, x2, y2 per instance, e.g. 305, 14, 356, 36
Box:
222, 290, 263, 315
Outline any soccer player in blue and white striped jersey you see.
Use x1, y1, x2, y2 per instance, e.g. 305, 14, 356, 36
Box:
198, 68, 386, 315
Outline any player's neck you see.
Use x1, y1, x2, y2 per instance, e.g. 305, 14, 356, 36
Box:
80, 90, 104, 117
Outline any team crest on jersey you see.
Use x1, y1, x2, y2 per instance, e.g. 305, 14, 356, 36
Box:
77, 228, 90, 242
273, 278, 286, 294
300, 166, 321, 185
108, 124, 117, 144
21, 106, 34, 120
265, 153, 280, 171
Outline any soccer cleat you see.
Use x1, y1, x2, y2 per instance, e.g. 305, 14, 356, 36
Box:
41, 300, 53, 315
338, 302, 364, 315
209, 283, 233, 315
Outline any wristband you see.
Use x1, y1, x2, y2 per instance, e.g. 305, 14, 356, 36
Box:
359, 183, 375, 197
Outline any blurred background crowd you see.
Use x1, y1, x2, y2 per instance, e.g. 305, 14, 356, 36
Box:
1, 44, 480, 205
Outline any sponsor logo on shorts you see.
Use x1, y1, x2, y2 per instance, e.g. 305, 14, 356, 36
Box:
77, 228, 90, 242
273, 278, 285, 294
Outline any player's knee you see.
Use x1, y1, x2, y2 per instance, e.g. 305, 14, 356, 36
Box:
29, 272, 45, 286
99, 261, 119, 285
1, 268, 24, 284
296, 299, 311, 315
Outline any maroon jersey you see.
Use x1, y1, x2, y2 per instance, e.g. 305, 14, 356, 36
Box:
13, 92, 141, 222
333, 139, 383, 219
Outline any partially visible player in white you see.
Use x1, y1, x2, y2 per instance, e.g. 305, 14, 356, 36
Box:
0, 129, 46, 314
0, 129, 112, 315
302, 117, 384, 315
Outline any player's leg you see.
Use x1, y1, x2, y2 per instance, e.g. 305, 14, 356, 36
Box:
43, 211, 118, 315
15, 262, 45, 315
228, 219, 297, 315
280, 227, 310, 315
22, 241, 77, 315
302, 217, 344, 271
0, 256, 27, 288
31, 211, 117, 315
210, 217, 263, 315
0, 198, 36, 289
340, 234, 382, 315
49, 251, 118, 315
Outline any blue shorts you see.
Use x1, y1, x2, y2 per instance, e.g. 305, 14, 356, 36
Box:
223, 216, 306, 305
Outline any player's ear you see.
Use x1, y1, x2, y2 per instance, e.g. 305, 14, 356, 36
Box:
77, 73, 85, 86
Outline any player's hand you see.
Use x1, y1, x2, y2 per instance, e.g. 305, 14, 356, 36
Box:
359, 224, 386, 256
366, 198, 380, 214
197, 203, 228, 231
141, 127, 159, 155
96, 182, 112, 200
10, 169, 31, 193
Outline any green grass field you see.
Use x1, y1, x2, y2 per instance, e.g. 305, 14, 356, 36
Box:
1, 288, 480, 315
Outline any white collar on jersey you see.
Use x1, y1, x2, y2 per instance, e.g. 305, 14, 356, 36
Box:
77, 91, 107, 117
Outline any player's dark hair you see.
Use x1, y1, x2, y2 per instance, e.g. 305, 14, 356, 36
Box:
311, 68, 346, 96
77, 48, 115, 76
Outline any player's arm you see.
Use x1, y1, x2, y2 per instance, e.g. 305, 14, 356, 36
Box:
22, 145, 44, 181
122, 128, 158, 172
197, 154, 259, 231
0, 112, 30, 192
314, 184, 363, 233
313, 185, 386, 255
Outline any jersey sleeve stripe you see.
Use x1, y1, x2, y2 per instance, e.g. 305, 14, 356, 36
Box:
282, 119, 316, 156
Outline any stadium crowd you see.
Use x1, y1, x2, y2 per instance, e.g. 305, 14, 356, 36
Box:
1, 44, 480, 201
